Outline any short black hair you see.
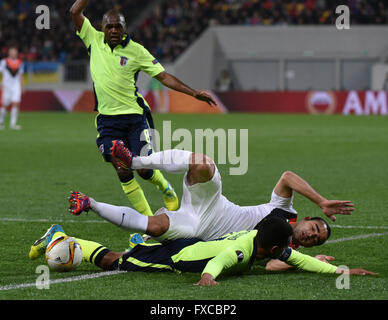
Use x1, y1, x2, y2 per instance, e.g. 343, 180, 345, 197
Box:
255, 216, 293, 250
102, 9, 126, 26
307, 217, 331, 245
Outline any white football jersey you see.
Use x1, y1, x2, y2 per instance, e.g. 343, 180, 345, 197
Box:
0, 58, 24, 90
158, 167, 298, 242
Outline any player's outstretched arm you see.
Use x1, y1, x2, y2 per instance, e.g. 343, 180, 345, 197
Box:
266, 255, 335, 272
336, 268, 377, 275
70, 0, 89, 32
282, 248, 376, 275
154, 71, 217, 107
274, 171, 354, 221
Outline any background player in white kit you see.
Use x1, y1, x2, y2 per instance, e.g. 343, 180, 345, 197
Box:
69, 142, 354, 251
0, 46, 24, 130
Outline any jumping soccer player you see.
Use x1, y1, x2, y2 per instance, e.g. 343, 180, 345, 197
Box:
0, 46, 24, 130
70, 0, 216, 217
68, 143, 354, 270
29, 218, 375, 286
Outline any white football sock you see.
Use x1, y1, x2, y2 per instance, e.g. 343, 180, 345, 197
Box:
0, 108, 6, 125
89, 199, 148, 233
10, 106, 19, 127
131, 149, 192, 174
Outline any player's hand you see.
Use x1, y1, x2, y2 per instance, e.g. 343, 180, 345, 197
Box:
349, 268, 377, 275
315, 255, 335, 263
319, 200, 354, 221
336, 268, 377, 275
194, 273, 219, 286
193, 90, 217, 107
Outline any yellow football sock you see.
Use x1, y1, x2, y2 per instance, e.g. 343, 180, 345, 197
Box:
148, 169, 169, 192
51, 233, 109, 266
75, 238, 107, 264
149, 169, 179, 211
121, 178, 153, 216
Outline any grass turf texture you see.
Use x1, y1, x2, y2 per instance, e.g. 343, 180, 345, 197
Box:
0, 112, 388, 300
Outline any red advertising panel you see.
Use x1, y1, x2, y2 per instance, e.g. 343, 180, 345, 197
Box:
215, 91, 388, 115
2, 90, 387, 115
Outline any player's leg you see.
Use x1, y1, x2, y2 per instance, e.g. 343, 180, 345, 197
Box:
29, 224, 67, 259
0, 106, 6, 129
9, 84, 22, 130
9, 102, 21, 130
68, 191, 169, 237
0, 90, 11, 129
96, 114, 153, 216
73, 237, 124, 271
9, 86, 22, 130
130, 149, 216, 185
49, 227, 120, 270
110, 152, 153, 217
29, 223, 124, 270
139, 167, 179, 212
186, 153, 216, 186
126, 115, 178, 211
87, 196, 197, 241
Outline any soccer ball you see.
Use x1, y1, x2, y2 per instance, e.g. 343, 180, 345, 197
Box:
45, 236, 82, 272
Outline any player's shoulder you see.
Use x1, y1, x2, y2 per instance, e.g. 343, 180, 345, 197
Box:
128, 40, 156, 57
128, 39, 146, 52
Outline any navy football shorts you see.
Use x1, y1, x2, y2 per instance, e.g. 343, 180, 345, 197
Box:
96, 113, 153, 162
116, 238, 201, 272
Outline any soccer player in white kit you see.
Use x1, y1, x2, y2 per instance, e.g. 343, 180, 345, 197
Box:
69, 142, 354, 252
0, 46, 24, 130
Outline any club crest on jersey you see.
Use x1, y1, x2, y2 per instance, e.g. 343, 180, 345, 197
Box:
120, 56, 129, 66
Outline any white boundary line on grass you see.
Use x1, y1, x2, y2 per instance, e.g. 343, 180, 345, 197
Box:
330, 225, 388, 230
326, 231, 388, 244
1, 230, 388, 292
0, 271, 124, 291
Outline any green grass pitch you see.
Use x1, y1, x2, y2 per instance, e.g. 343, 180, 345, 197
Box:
0, 112, 388, 300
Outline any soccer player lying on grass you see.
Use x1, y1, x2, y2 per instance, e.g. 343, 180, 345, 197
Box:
68, 142, 354, 271
29, 217, 374, 286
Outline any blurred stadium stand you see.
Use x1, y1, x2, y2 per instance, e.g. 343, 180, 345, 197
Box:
0, 0, 388, 91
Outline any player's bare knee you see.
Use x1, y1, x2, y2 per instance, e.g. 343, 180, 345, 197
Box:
146, 214, 170, 237
188, 154, 215, 184
281, 171, 295, 181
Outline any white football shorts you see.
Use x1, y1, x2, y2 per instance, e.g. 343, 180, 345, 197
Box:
1, 86, 21, 106
155, 166, 223, 242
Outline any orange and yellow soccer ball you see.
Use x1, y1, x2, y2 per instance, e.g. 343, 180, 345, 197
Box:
45, 236, 82, 272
